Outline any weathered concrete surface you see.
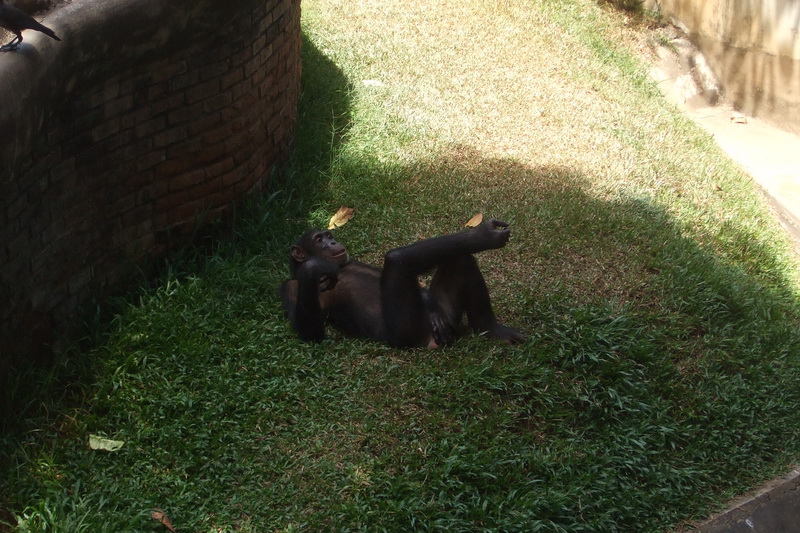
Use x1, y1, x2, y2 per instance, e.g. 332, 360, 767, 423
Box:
651, 30, 800, 246
644, 0, 800, 135
698, 469, 800, 533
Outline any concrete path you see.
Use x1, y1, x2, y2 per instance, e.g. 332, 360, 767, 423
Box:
687, 106, 800, 245
697, 469, 800, 533
650, 37, 800, 247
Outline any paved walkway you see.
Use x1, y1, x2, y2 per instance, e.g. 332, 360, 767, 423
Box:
650, 39, 800, 247
697, 469, 800, 533
687, 106, 800, 245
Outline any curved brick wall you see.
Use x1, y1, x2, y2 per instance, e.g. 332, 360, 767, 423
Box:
0, 0, 301, 363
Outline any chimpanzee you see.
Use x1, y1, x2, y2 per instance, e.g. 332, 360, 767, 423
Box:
280, 218, 526, 348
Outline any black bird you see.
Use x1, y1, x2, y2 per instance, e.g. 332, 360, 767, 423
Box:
0, 0, 60, 51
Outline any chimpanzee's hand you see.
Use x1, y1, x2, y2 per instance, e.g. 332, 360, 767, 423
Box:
298, 257, 340, 292
472, 218, 511, 250
318, 272, 338, 292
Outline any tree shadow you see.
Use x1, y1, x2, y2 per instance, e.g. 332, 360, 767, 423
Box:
0, 31, 355, 432
309, 144, 800, 528
331, 143, 799, 325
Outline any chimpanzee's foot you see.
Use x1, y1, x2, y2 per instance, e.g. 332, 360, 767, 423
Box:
485, 323, 526, 344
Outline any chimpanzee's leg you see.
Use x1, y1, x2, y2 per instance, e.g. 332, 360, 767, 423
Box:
430, 254, 525, 343
380, 221, 524, 346
380, 248, 434, 347
429, 254, 494, 331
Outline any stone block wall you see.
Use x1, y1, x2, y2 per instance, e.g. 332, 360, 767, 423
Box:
0, 0, 301, 364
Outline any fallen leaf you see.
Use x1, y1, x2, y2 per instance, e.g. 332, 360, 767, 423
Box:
88, 435, 125, 452
328, 206, 354, 229
464, 213, 483, 227
151, 509, 177, 533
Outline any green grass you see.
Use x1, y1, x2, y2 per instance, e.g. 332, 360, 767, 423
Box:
3, 0, 800, 531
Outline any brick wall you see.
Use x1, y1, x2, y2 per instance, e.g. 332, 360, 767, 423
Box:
0, 0, 301, 364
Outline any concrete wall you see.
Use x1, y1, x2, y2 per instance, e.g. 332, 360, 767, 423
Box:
0, 0, 301, 364
645, 0, 800, 133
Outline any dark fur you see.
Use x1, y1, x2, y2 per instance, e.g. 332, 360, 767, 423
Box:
280, 221, 526, 348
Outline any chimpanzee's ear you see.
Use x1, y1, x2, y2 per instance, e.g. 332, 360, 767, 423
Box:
290, 245, 308, 263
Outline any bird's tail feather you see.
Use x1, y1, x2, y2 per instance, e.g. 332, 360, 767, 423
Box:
34, 22, 60, 41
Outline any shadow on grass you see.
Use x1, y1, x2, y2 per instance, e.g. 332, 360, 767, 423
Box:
228, 33, 356, 255
597, 0, 645, 14
0, 33, 353, 434
263, 83, 800, 523
276, 33, 354, 214
329, 143, 798, 335
272, 146, 800, 530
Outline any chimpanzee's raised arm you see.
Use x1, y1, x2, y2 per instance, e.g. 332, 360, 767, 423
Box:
281, 229, 351, 342
383, 219, 512, 276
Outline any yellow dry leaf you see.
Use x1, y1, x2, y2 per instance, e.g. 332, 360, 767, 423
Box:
328, 206, 354, 229
151, 509, 177, 533
464, 213, 483, 227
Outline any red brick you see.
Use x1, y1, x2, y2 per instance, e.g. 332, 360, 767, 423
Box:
259, 43, 274, 67
186, 111, 223, 137
169, 70, 200, 92
92, 117, 121, 142
134, 116, 167, 139
221, 163, 249, 188
251, 33, 267, 55
256, 10, 273, 32
154, 156, 193, 179
200, 121, 235, 146
88, 81, 121, 108
168, 100, 204, 126
221, 67, 245, 90
203, 144, 231, 165
200, 59, 232, 81
109, 193, 137, 215
153, 126, 187, 148
168, 168, 207, 192
122, 138, 153, 162
151, 92, 186, 116
186, 78, 221, 105
204, 156, 236, 179
120, 106, 153, 130
151, 60, 188, 84
136, 149, 166, 172
104, 94, 135, 119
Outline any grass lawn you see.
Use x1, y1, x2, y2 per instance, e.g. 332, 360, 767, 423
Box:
3, 0, 800, 531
